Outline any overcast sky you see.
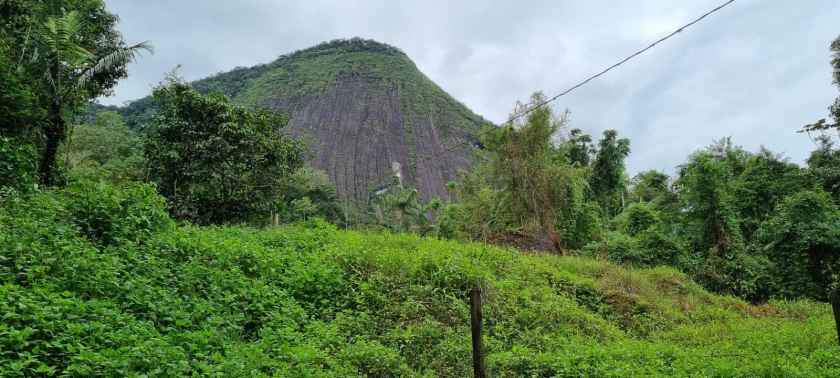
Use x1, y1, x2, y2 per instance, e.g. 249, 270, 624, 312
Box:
100, 0, 840, 176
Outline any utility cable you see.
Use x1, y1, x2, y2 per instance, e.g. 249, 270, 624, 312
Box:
409, 0, 736, 170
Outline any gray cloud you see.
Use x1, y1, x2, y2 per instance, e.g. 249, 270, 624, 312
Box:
101, 0, 840, 176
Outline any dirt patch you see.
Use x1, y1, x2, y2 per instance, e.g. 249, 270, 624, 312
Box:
603, 290, 650, 316
486, 229, 561, 254
725, 302, 801, 319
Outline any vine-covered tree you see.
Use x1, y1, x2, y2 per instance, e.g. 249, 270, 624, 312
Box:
591, 130, 631, 216
754, 188, 840, 300
561, 128, 595, 167
676, 152, 743, 257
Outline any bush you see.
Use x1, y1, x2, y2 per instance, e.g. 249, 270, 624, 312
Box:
687, 251, 772, 301
1, 185, 837, 376
753, 188, 840, 300
436, 203, 465, 239
58, 181, 174, 245
143, 74, 307, 225
585, 231, 640, 264
624, 202, 659, 236
0, 137, 36, 192
585, 228, 683, 267
635, 228, 684, 265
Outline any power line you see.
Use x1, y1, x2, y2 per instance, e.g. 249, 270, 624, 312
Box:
409, 0, 736, 171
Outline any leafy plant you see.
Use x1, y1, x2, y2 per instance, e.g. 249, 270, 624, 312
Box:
753, 188, 840, 299
58, 180, 174, 245
142, 72, 307, 225
24, 4, 152, 185
62, 111, 142, 182
2, 185, 837, 376
0, 137, 36, 192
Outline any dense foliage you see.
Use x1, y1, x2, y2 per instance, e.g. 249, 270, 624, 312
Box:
2, 186, 839, 377
0, 0, 152, 185
143, 74, 308, 225
440, 78, 840, 301
62, 111, 142, 182
2, 1, 840, 373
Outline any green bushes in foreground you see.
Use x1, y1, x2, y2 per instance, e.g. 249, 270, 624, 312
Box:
1, 186, 839, 377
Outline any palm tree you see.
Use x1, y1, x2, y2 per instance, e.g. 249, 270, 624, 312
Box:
30, 9, 153, 185
385, 185, 419, 229
445, 181, 458, 202
407, 198, 443, 235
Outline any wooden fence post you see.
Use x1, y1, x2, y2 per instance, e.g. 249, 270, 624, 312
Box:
829, 290, 840, 346
470, 289, 487, 378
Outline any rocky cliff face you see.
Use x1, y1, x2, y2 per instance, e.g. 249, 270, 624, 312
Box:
209, 38, 489, 208
265, 62, 482, 207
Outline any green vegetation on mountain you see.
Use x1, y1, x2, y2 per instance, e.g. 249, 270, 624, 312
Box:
115, 38, 486, 133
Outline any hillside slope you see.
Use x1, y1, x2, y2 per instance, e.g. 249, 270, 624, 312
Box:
2, 186, 838, 377
107, 38, 489, 208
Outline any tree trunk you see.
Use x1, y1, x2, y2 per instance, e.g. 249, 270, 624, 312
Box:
39, 102, 66, 186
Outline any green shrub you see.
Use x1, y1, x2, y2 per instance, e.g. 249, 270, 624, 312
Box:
635, 228, 684, 265
753, 188, 840, 300
625, 202, 659, 236
59, 181, 174, 245
585, 231, 640, 263
1, 186, 837, 377
687, 251, 772, 301
0, 137, 36, 192
585, 228, 684, 267
436, 203, 465, 240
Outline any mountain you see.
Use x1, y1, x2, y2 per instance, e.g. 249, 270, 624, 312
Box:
106, 38, 489, 208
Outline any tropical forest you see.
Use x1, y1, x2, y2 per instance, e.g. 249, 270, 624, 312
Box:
3, 0, 840, 376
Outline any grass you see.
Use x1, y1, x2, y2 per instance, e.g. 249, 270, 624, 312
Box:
2, 187, 839, 377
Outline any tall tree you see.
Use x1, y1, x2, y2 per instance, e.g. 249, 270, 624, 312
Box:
561, 128, 595, 167
733, 147, 802, 239
676, 153, 743, 256
143, 74, 307, 225
832, 35, 840, 125
800, 35, 840, 144
461, 92, 600, 248
483, 92, 566, 232
16, 1, 152, 185
590, 130, 631, 216
0, 35, 42, 140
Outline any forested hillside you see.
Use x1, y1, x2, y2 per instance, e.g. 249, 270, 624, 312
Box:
3, 0, 840, 376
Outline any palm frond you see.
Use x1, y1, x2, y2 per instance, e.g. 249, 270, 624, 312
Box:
128, 40, 155, 56
37, 10, 93, 98
77, 41, 154, 90
55, 11, 92, 63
